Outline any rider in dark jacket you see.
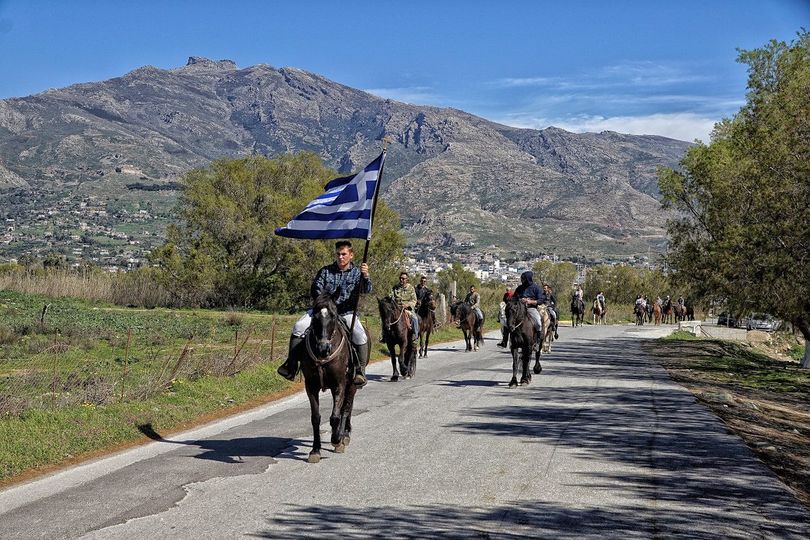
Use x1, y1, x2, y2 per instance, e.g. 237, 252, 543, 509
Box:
514, 271, 545, 350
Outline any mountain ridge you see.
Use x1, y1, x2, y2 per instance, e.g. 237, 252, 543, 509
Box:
0, 56, 691, 260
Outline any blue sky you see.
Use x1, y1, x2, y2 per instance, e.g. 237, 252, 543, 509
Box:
0, 0, 806, 142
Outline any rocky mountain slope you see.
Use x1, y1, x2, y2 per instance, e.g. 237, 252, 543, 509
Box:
0, 56, 691, 258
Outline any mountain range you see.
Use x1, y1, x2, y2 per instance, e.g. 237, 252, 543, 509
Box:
0, 56, 692, 259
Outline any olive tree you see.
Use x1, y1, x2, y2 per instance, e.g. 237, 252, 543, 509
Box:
659, 31, 810, 367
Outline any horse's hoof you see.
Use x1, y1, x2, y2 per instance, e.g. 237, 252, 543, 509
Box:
307, 453, 321, 464
520, 379, 529, 386
390, 375, 399, 382
533, 364, 542, 374
334, 443, 345, 453
508, 379, 518, 388
343, 435, 351, 446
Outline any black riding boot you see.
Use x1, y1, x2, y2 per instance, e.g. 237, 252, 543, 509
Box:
276, 336, 304, 381
353, 342, 370, 386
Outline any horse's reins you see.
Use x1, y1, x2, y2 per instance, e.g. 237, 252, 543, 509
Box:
304, 325, 347, 366
386, 304, 406, 328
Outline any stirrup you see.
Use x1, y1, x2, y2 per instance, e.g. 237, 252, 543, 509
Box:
277, 363, 297, 381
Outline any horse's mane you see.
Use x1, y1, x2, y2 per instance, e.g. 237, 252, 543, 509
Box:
378, 295, 398, 319
506, 297, 527, 325
454, 301, 471, 318
313, 291, 338, 316
417, 291, 434, 315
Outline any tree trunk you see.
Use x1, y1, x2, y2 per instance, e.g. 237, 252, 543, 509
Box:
796, 320, 810, 369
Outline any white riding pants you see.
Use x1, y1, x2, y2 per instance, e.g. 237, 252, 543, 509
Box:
292, 310, 368, 345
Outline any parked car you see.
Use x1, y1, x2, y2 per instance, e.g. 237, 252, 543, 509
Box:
717, 312, 740, 327
746, 313, 782, 332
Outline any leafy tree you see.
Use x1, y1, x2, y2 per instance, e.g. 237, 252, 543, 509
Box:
42, 252, 68, 270
532, 260, 577, 301
435, 262, 480, 302
584, 265, 674, 305
658, 31, 810, 367
150, 152, 405, 311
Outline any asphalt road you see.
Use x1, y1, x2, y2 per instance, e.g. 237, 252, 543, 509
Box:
1, 324, 808, 539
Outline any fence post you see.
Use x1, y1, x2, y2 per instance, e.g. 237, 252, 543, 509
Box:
270, 316, 277, 361
121, 328, 132, 402
40, 303, 50, 331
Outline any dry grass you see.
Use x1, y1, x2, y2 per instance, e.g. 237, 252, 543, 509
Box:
0, 269, 174, 308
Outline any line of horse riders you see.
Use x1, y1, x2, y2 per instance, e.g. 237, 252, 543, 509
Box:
630, 294, 694, 326
271, 240, 564, 461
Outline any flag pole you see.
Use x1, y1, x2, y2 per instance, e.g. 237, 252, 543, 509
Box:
349, 137, 390, 336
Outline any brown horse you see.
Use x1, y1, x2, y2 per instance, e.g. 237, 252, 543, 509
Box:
300, 292, 361, 463
378, 296, 416, 381
673, 303, 687, 323
653, 302, 662, 325
570, 294, 585, 327
504, 297, 541, 387
451, 301, 484, 351
592, 299, 606, 325
662, 299, 674, 324
416, 290, 436, 358
685, 301, 695, 321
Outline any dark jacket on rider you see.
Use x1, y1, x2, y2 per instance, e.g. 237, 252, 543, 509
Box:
310, 262, 372, 315
514, 271, 543, 303
415, 284, 431, 306
540, 291, 556, 308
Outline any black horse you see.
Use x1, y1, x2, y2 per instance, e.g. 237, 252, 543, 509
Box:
634, 302, 645, 325
570, 294, 585, 327
505, 297, 542, 387
450, 301, 484, 352
416, 290, 436, 358
300, 292, 361, 463
378, 296, 416, 381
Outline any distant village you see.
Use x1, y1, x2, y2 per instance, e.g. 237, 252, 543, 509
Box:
0, 190, 659, 279
0, 190, 171, 272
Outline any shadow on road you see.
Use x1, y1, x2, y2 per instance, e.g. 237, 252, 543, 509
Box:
252, 335, 809, 538
255, 498, 805, 539
138, 423, 295, 464
439, 379, 502, 388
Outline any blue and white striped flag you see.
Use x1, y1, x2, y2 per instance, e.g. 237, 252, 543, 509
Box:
275, 152, 385, 240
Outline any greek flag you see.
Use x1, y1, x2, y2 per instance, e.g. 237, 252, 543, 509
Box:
275, 153, 385, 240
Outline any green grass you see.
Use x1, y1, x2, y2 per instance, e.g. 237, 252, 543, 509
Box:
0, 289, 499, 483
658, 335, 810, 394
663, 330, 700, 341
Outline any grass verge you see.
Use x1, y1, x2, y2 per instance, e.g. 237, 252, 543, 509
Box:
0, 289, 498, 486
644, 335, 810, 506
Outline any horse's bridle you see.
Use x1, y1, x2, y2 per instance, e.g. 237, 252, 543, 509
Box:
304, 318, 348, 366
386, 304, 406, 328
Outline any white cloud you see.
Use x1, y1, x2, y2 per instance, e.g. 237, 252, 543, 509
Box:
498, 112, 720, 143
364, 86, 442, 106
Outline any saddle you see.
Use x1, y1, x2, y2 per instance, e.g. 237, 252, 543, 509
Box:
336, 317, 365, 360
